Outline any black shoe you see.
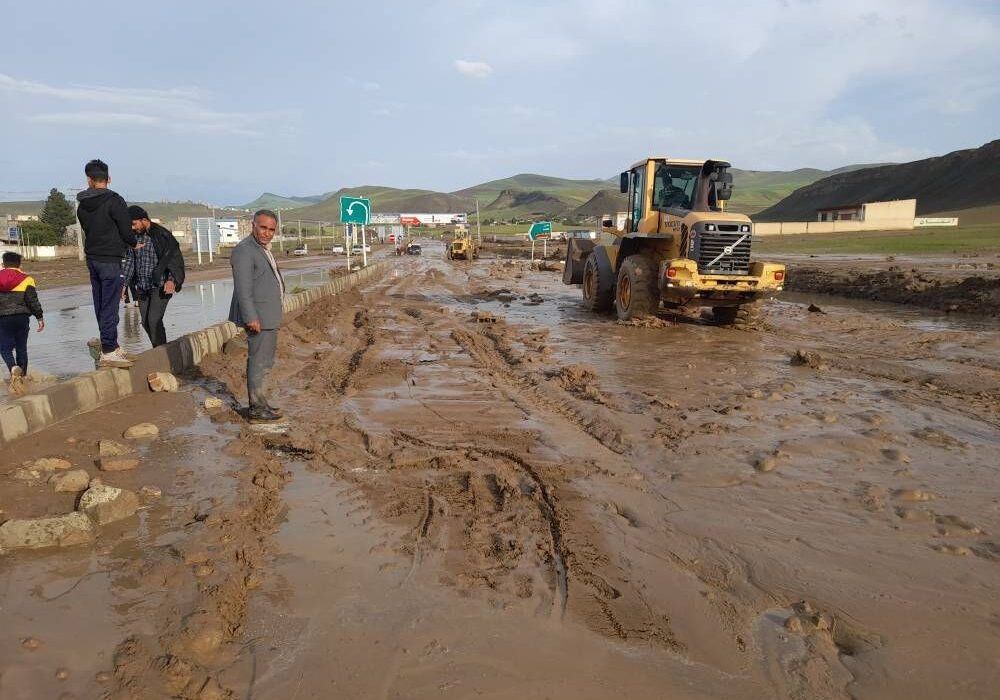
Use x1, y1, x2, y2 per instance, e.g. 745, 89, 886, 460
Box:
248, 406, 282, 423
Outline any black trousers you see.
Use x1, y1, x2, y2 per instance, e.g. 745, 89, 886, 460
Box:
0, 314, 29, 374
138, 289, 172, 347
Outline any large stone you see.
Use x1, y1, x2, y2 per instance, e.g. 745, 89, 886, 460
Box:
0, 513, 96, 554
204, 397, 225, 412
99, 440, 134, 457
147, 372, 179, 393
32, 458, 72, 472
51, 469, 91, 492
123, 423, 159, 440
78, 483, 140, 525
99, 458, 139, 472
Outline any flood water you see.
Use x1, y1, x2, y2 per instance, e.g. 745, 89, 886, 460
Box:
8, 263, 342, 388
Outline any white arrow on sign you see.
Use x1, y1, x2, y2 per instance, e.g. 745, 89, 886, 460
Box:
346, 200, 370, 223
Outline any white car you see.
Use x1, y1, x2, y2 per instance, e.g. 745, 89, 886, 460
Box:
350, 244, 372, 254
329, 245, 345, 254
292, 247, 308, 256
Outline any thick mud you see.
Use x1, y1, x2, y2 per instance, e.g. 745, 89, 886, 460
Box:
2, 240, 999, 699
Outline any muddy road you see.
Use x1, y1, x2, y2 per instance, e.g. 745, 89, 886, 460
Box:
2, 242, 999, 699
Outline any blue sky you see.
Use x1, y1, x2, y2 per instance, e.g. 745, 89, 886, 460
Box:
2, 0, 997, 204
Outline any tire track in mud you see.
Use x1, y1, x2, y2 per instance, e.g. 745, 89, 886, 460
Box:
449, 325, 630, 455
270, 272, 686, 652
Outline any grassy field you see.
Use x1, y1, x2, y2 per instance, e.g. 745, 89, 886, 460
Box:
754, 223, 1000, 256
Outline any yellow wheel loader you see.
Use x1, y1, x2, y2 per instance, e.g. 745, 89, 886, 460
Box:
446, 232, 479, 261
564, 157, 785, 327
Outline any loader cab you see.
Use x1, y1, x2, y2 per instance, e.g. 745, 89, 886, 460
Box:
620, 159, 735, 226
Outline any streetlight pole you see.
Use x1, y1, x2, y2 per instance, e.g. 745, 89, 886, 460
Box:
476, 198, 481, 245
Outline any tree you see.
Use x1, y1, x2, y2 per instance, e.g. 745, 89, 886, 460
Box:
39, 188, 76, 238
19, 220, 62, 246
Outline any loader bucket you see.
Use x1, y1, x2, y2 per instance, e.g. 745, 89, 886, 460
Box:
564, 238, 596, 285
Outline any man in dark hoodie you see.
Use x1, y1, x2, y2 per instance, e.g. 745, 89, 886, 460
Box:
122, 205, 186, 347
0, 251, 44, 395
76, 159, 140, 368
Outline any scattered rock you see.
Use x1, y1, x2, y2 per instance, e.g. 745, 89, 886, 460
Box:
99, 440, 134, 457
100, 458, 139, 472
790, 349, 828, 370
139, 486, 162, 503
881, 448, 911, 463
0, 513, 96, 553
893, 488, 936, 502
94, 671, 112, 684
223, 336, 248, 355
147, 372, 179, 392
193, 564, 214, 578
807, 303, 825, 313
471, 310, 498, 323
204, 397, 225, 411
12, 467, 45, 482
754, 454, 778, 472
32, 457, 72, 472
55, 668, 70, 681
124, 423, 159, 440
932, 543, 970, 556
78, 483, 140, 525
21, 637, 43, 651
51, 469, 91, 493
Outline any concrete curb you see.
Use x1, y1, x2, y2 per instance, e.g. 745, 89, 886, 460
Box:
0, 261, 388, 446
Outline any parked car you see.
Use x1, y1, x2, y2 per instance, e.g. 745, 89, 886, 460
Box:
292, 246, 308, 256
329, 245, 345, 254
405, 244, 422, 255
350, 244, 371, 254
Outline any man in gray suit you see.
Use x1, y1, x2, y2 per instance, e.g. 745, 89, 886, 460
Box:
229, 209, 285, 422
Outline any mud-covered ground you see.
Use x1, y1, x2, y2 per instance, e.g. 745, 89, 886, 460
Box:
2, 241, 999, 699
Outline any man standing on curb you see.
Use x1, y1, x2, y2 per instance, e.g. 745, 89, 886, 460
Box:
122, 206, 186, 347
229, 209, 284, 422
76, 159, 140, 368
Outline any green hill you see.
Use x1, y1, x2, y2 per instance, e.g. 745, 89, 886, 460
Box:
754, 141, 1000, 221
239, 192, 318, 211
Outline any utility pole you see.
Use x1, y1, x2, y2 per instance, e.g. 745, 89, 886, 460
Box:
277, 209, 285, 253
476, 198, 481, 245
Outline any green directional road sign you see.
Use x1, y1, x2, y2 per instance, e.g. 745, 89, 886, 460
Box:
340, 196, 371, 225
528, 221, 552, 241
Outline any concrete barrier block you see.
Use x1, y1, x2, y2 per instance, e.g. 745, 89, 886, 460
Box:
81, 370, 123, 403
14, 394, 53, 431
65, 376, 100, 411
0, 403, 29, 442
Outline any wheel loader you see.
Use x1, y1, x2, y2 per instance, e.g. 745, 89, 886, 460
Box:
563, 157, 785, 327
446, 232, 479, 261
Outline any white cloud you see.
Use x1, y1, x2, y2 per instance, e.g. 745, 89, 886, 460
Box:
454, 60, 493, 79
0, 72, 287, 136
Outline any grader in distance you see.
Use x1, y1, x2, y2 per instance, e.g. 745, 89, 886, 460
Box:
446, 231, 480, 261
563, 157, 785, 327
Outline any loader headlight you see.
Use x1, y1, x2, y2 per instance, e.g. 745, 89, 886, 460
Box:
705, 223, 716, 232
740, 224, 751, 233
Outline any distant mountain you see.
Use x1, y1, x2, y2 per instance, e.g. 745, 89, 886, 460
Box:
754, 140, 1000, 221
238, 192, 321, 210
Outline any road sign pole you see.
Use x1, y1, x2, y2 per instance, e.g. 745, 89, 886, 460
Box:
361, 225, 368, 267
277, 210, 285, 253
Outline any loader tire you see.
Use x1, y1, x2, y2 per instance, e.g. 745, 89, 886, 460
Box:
563, 238, 596, 285
615, 255, 660, 321
582, 250, 615, 312
712, 300, 762, 329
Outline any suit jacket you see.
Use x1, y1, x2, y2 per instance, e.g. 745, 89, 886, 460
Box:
228, 236, 284, 330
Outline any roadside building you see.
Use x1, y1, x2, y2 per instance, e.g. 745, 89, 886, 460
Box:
816, 199, 916, 226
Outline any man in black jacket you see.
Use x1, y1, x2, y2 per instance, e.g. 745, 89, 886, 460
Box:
76, 159, 140, 368
123, 206, 186, 347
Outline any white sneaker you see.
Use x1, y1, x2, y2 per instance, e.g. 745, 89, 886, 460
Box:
98, 347, 135, 369
8, 366, 24, 396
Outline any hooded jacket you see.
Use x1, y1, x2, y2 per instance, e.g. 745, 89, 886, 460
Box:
0, 268, 43, 319
76, 187, 138, 261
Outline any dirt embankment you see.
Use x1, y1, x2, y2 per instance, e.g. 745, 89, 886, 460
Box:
787, 263, 1000, 316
